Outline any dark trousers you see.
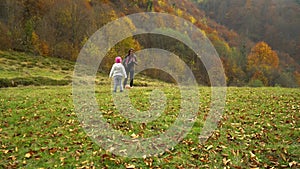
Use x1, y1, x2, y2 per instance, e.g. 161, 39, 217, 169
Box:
123, 69, 134, 87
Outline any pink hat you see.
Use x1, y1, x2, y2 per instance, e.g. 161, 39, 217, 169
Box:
115, 56, 122, 63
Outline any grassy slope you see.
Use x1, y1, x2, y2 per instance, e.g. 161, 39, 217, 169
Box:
0, 50, 164, 88
0, 51, 71, 78
0, 51, 299, 168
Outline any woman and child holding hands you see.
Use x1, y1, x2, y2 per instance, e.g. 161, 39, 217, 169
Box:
109, 48, 137, 92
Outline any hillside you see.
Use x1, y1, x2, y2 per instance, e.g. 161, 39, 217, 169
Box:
0, 0, 299, 87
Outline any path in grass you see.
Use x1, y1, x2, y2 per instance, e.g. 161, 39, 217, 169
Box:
0, 85, 299, 168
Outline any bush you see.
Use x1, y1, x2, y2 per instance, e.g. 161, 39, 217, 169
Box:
248, 79, 264, 87
0, 78, 11, 87
0, 77, 71, 88
61, 66, 70, 71
274, 72, 298, 88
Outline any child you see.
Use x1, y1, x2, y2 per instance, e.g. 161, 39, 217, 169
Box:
109, 56, 127, 92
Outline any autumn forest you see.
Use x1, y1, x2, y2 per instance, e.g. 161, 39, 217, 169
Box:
0, 0, 299, 87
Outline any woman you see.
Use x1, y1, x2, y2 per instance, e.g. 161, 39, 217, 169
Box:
123, 48, 138, 88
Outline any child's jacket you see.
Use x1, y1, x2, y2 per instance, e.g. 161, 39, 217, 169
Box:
109, 63, 127, 78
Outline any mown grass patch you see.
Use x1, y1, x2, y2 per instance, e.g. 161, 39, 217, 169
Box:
0, 50, 75, 88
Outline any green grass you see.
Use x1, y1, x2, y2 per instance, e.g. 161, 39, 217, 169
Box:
0, 50, 74, 87
0, 51, 299, 168
0, 51, 73, 79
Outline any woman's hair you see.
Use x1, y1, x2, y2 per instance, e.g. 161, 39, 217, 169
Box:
127, 48, 134, 56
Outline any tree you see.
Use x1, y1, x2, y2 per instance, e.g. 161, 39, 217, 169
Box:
37, 0, 94, 60
246, 41, 279, 85
31, 31, 49, 56
207, 33, 231, 58
247, 42, 279, 70
0, 22, 12, 50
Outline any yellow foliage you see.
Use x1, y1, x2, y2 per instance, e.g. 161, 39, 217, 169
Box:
247, 41, 279, 71
109, 10, 118, 20
40, 41, 50, 56
200, 29, 206, 37
176, 9, 183, 17
208, 33, 231, 56
31, 31, 49, 56
189, 16, 197, 24
32, 31, 40, 54
123, 17, 136, 31
157, 0, 166, 7
31, 32, 39, 44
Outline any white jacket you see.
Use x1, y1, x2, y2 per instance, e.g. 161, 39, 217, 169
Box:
109, 63, 127, 78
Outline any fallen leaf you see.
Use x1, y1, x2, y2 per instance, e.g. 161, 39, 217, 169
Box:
49, 148, 57, 155
60, 157, 65, 162
190, 147, 196, 151
222, 158, 231, 165
220, 145, 227, 149
221, 153, 229, 157
289, 161, 297, 167
125, 164, 135, 169
206, 145, 213, 151
232, 165, 242, 169
8, 155, 16, 161
144, 158, 153, 167
280, 153, 287, 162
130, 133, 138, 139
282, 148, 288, 154
25, 153, 32, 158
249, 151, 256, 158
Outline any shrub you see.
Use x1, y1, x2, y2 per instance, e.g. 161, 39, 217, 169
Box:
0, 78, 10, 87
248, 79, 264, 87
0, 77, 71, 88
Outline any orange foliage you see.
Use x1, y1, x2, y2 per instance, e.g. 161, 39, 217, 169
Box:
40, 41, 50, 56
84, 0, 93, 10
247, 41, 279, 71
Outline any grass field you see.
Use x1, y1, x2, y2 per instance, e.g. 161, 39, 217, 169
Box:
0, 51, 299, 168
